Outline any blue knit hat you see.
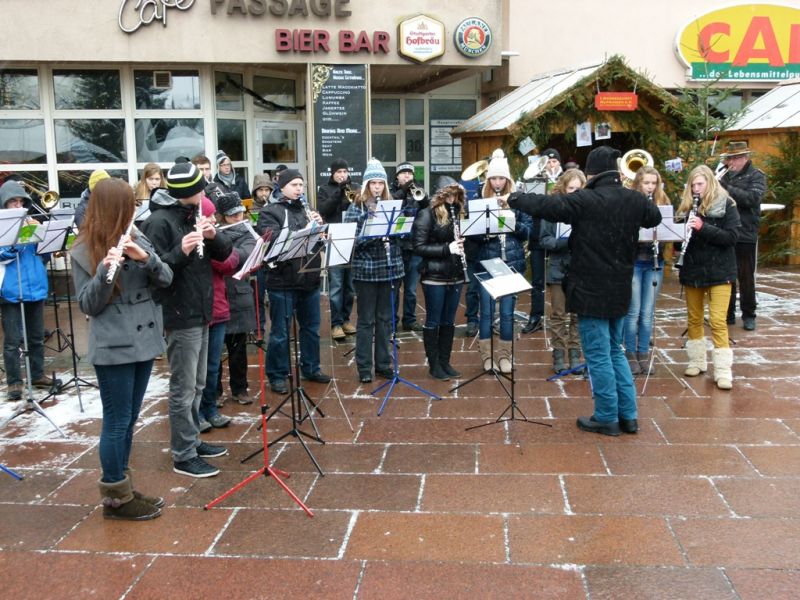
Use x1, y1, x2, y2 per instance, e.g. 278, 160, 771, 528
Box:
362, 158, 387, 187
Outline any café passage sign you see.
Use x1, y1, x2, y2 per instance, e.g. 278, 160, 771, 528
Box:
676, 3, 800, 81
311, 64, 368, 194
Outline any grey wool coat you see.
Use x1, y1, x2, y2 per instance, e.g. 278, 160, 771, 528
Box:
71, 230, 173, 366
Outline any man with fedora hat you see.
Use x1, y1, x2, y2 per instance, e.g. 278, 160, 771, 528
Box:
718, 141, 767, 331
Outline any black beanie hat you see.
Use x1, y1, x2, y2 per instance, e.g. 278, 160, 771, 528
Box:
216, 191, 244, 216
542, 148, 561, 163
277, 168, 304, 191
329, 158, 349, 172
166, 162, 206, 199
585, 146, 621, 176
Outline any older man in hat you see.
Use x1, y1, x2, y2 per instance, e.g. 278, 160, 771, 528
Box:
718, 141, 767, 331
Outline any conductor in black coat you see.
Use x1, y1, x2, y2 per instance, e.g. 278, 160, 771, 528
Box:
506, 146, 662, 437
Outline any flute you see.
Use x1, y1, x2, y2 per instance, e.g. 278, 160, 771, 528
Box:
448, 203, 469, 281
495, 188, 507, 261
675, 194, 700, 269
106, 220, 135, 284
195, 208, 205, 258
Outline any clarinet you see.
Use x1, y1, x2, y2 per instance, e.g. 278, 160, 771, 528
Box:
675, 194, 700, 269
105, 219, 135, 284
495, 188, 507, 261
649, 193, 660, 273
195, 208, 205, 258
448, 203, 469, 281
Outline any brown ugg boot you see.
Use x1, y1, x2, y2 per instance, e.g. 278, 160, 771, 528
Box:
125, 468, 165, 509
98, 476, 161, 521
478, 339, 497, 371
497, 340, 512, 374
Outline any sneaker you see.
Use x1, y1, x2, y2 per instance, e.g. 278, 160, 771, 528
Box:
198, 419, 212, 433
6, 383, 22, 401
302, 370, 331, 383
359, 373, 373, 383
521, 316, 543, 334
376, 368, 394, 379
270, 380, 288, 394
173, 456, 220, 478
32, 375, 62, 390
331, 325, 346, 340
742, 317, 756, 331
197, 441, 228, 458
233, 393, 253, 405
208, 414, 231, 428
402, 321, 423, 332
342, 322, 356, 335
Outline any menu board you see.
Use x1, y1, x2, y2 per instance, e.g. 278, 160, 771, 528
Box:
311, 64, 369, 198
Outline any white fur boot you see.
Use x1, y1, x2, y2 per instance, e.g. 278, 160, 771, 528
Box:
712, 347, 733, 390
684, 338, 708, 377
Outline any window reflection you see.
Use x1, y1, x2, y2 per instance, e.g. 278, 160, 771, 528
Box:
135, 118, 204, 163
0, 119, 47, 164
215, 72, 244, 111
57, 169, 128, 199
217, 119, 246, 161
372, 99, 401, 126
259, 127, 298, 163
54, 119, 126, 163
0, 70, 40, 110
53, 70, 122, 110
253, 76, 296, 113
134, 70, 201, 110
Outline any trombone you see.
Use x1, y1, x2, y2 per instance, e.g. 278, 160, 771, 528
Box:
20, 181, 60, 216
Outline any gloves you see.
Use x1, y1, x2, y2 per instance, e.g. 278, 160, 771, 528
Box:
448, 241, 463, 256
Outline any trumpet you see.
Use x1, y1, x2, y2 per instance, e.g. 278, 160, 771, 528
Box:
715, 163, 729, 180
106, 220, 135, 284
675, 194, 700, 269
344, 184, 357, 203
448, 203, 469, 282
409, 182, 426, 202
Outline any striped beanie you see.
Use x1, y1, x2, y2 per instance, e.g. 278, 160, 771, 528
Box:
166, 162, 206, 199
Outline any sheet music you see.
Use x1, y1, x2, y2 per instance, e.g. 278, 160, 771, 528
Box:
556, 223, 572, 239
480, 272, 532, 299
233, 236, 269, 280
461, 206, 515, 236
134, 201, 151, 222
37, 218, 73, 254
639, 205, 684, 242
325, 222, 357, 267
0, 208, 33, 246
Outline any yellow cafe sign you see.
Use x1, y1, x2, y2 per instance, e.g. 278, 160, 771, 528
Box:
675, 3, 800, 81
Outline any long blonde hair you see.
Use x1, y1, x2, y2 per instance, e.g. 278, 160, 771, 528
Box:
430, 184, 465, 226
552, 168, 586, 195
679, 165, 723, 216
632, 166, 670, 206
134, 163, 164, 201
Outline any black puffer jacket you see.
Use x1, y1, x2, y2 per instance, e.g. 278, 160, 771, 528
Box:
719, 160, 766, 244
317, 177, 359, 223
224, 224, 257, 334
256, 195, 321, 291
140, 189, 233, 330
509, 171, 662, 318
677, 191, 740, 288
411, 206, 464, 282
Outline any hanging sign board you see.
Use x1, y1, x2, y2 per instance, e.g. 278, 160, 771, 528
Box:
594, 92, 638, 111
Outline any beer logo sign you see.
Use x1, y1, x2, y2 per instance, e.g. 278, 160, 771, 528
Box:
454, 18, 492, 57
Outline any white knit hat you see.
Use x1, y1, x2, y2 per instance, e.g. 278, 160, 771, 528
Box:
485, 149, 511, 181
362, 157, 387, 186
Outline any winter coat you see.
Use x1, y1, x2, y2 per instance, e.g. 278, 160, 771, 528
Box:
677, 191, 740, 289
411, 206, 465, 283
0, 243, 48, 303
210, 248, 239, 325
213, 172, 251, 202
224, 224, 257, 334
317, 177, 359, 224
539, 220, 570, 284
343, 202, 404, 282
719, 160, 766, 244
390, 180, 429, 251
256, 194, 322, 291
509, 171, 662, 319
139, 189, 233, 330
70, 231, 173, 365
464, 208, 532, 275
73, 188, 91, 228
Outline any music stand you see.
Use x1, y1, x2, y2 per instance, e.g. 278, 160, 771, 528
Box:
357, 202, 440, 415
455, 258, 551, 431
0, 209, 66, 437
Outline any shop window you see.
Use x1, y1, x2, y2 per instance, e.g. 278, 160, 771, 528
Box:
134, 70, 201, 110
53, 70, 121, 110
0, 69, 40, 110
260, 126, 299, 163
405, 130, 424, 162
217, 119, 246, 161
429, 99, 476, 121
215, 72, 244, 111
372, 99, 400, 126
372, 133, 397, 162
57, 169, 128, 198
0, 119, 47, 164
405, 99, 424, 125
253, 75, 296, 113
0, 170, 49, 192
134, 118, 204, 163
54, 119, 126, 163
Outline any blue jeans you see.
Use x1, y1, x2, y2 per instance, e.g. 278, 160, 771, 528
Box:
578, 315, 636, 423
166, 326, 208, 462
1, 300, 45, 385
95, 360, 154, 482
624, 260, 664, 354
329, 266, 355, 327
399, 251, 422, 325
200, 322, 227, 421
529, 247, 545, 318
265, 288, 321, 382
422, 283, 463, 328
479, 287, 516, 341
465, 259, 480, 325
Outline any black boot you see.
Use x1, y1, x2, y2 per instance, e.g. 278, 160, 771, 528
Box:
437, 325, 460, 378
423, 327, 449, 380
522, 315, 543, 334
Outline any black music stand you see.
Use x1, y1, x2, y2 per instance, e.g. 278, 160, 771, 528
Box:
455, 259, 551, 431
358, 202, 440, 416
0, 209, 66, 437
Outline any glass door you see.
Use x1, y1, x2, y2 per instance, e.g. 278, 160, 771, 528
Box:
255, 119, 306, 175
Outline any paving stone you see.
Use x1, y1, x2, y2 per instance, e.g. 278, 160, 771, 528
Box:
738, 446, 800, 476
654, 417, 799, 444
727, 568, 800, 600
479, 443, 606, 474
358, 418, 504, 444
0, 504, 92, 550
382, 443, 477, 473
271, 441, 385, 473
713, 477, 800, 517
601, 444, 756, 476
306, 473, 421, 510
585, 566, 736, 600
422, 473, 564, 513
